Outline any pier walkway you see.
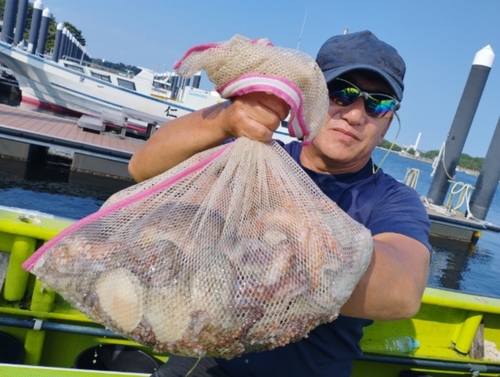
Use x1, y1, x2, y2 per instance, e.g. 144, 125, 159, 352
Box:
2, 104, 498, 244
0, 104, 145, 180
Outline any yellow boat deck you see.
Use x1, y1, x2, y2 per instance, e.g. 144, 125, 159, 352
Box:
1, 205, 500, 376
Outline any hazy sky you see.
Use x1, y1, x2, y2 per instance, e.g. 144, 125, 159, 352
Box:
25, 1, 500, 157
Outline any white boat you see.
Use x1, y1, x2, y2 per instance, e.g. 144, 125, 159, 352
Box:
0, 39, 296, 143
0, 39, 226, 122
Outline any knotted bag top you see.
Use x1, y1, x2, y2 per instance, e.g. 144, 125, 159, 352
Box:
174, 34, 329, 141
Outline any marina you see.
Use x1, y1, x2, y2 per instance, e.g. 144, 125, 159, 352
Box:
0, 104, 141, 180
1, 1, 500, 376
2, 102, 499, 243
0, 26, 224, 124
0, 169, 500, 377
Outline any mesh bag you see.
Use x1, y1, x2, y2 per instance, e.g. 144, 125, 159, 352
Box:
173, 34, 328, 140
23, 35, 374, 359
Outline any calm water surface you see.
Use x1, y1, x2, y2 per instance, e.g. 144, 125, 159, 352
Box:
372, 148, 500, 299
0, 104, 499, 299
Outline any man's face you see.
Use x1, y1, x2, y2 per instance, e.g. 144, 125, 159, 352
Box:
303, 71, 395, 174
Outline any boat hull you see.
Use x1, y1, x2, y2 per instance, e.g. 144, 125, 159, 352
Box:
0, 41, 220, 123
1, 205, 499, 376
353, 287, 500, 376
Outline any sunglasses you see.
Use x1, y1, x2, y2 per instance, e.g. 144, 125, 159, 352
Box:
328, 78, 400, 118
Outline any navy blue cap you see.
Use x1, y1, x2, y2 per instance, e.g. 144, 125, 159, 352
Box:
316, 30, 405, 101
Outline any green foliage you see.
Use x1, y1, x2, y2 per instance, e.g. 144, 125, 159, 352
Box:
420, 150, 439, 160
378, 139, 484, 172
458, 153, 483, 171
378, 139, 402, 152
91, 59, 141, 76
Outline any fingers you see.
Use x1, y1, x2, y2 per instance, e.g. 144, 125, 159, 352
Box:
227, 92, 290, 142
255, 92, 290, 121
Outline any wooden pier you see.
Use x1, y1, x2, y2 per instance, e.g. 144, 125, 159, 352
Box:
0, 104, 146, 180
1, 104, 499, 244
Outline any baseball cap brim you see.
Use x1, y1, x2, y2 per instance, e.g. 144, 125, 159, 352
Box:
323, 64, 403, 102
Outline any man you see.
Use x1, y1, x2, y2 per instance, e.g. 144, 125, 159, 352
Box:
129, 30, 431, 377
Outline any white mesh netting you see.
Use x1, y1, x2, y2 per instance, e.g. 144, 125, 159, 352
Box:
174, 34, 329, 140
29, 139, 373, 358
25, 35, 373, 359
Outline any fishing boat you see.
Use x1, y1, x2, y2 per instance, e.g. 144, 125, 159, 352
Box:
353, 288, 500, 376
0, 38, 225, 123
0, 205, 499, 376
0, 41, 296, 143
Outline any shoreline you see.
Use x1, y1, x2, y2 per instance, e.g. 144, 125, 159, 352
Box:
378, 147, 480, 176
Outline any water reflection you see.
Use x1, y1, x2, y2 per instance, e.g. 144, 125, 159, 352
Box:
374, 149, 500, 298
429, 236, 476, 291
0, 152, 133, 219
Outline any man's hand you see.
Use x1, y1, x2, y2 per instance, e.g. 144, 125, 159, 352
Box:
222, 92, 290, 142
129, 92, 289, 182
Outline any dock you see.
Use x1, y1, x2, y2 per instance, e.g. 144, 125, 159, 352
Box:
0, 104, 145, 180
1, 104, 499, 244
425, 203, 500, 244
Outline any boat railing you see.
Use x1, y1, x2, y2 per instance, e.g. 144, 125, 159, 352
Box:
152, 87, 169, 95
60, 55, 92, 67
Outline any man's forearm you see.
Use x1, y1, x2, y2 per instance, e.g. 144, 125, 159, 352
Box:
129, 104, 230, 182
340, 233, 430, 320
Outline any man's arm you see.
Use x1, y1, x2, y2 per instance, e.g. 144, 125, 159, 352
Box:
340, 233, 430, 320
128, 93, 289, 182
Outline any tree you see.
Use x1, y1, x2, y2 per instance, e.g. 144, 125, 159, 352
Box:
378, 139, 402, 152
420, 150, 439, 160
377, 139, 484, 172
63, 22, 86, 46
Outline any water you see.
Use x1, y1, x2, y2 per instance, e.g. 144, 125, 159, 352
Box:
0, 155, 132, 219
1, 108, 499, 298
372, 148, 500, 299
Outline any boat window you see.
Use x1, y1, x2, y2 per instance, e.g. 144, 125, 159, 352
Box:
153, 81, 167, 90
117, 78, 136, 91
63, 63, 84, 73
280, 120, 288, 128
90, 71, 111, 83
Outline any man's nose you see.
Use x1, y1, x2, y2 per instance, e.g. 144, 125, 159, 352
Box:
342, 98, 366, 124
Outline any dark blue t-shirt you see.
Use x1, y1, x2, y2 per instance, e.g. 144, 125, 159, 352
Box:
216, 141, 431, 377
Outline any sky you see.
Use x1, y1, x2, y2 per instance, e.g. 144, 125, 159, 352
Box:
24, 1, 500, 157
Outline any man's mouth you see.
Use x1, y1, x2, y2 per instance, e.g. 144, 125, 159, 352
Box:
333, 128, 359, 141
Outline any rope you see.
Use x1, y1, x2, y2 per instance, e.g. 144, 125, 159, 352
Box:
422, 181, 478, 219
422, 181, 493, 227
185, 358, 202, 377
402, 168, 420, 189
373, 112, 401, 174
440, 143, 456, 180
431, 141, 455, 180
421, 196, 455, 216
446, 181, 475, 213
430, 142, 443, 177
